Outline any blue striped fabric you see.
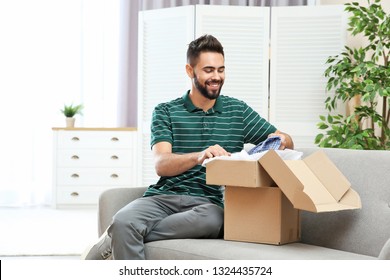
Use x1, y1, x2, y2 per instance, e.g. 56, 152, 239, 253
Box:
248, 136, 282, 155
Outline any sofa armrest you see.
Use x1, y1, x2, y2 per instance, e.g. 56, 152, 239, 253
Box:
379, 237, 390, 260
98, 187, 147, 236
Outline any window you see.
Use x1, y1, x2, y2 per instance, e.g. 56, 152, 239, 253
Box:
0, 0, 122, 206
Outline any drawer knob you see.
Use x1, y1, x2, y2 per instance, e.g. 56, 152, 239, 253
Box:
111, 137, 119, 142
71, 137, 80, 141
71, 155, 80, 160
111, 155, 119, 160
71, 173, 80, 178
111, 174, 119, 178
70, 192, 79, 197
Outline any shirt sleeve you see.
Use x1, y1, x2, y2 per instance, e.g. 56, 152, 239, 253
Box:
242, 102, 277, 145
150, 103, 173, 148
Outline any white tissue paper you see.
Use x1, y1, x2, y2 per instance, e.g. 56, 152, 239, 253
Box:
202, 149, 303, 167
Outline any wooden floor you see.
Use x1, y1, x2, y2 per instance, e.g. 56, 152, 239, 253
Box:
0, 206, 97, 258
1, 255, 81, 260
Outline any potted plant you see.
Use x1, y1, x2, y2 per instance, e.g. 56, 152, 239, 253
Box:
315, 0, 389, 150
61, 103, 84, 128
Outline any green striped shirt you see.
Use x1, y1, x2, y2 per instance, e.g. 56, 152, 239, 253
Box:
143, 91, 276, 207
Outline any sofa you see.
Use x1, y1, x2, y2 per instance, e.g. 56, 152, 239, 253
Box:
97, 147, 390, 260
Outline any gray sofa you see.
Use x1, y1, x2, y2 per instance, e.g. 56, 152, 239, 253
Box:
97, 148, 390, 260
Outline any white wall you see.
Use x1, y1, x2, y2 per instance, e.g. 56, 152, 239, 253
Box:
319, 0, 390, 49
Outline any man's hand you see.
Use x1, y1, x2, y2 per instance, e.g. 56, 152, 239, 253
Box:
268, 131, 294, 150
153, 142, 230, 177
197, 144, 231, 165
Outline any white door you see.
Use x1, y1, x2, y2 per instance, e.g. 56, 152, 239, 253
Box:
195, 5, 270, 118
269, 5, 346, 148
138, 6, 195, 187
138, 5, 269, 187
138, 5, 347, 187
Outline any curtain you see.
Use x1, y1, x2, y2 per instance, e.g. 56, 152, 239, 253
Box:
121, 0, 309, 128
0, 0, 82, 206
0, 0, 122, 206
141, 0, 309, 10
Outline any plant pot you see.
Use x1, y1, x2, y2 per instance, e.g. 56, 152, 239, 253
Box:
66, 117, 76, 128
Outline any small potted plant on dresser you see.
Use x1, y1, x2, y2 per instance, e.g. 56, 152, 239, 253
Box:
61, 103, 84, 128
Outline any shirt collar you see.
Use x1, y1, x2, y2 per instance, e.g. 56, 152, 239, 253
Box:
182, 90, 223, 114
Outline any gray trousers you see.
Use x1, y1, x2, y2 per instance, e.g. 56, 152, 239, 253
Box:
107, 194, 224, 260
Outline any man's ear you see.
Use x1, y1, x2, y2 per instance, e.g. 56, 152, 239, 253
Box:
185, 64, 194, 78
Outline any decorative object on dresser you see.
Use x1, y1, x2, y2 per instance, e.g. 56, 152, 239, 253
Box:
60, 103, 84, 128
52, 127, 139, 208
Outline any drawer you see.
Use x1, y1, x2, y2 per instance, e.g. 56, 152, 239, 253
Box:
57, 149, 135, 167
57, 130, 136, 149
56, 186, 118, 205
57, 167, 135, 186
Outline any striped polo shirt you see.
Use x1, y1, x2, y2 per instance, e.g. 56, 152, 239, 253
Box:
143, 91, 276, 207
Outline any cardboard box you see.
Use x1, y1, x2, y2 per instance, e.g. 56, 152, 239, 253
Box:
224, 186, 300, 245
206, 150, 361, 245
206, 156, 299, 245
206, 159, 274, 188
258, 150, 362, 212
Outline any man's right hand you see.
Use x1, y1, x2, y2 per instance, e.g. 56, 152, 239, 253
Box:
152, 142, 230, 177
197, 144, 230, 165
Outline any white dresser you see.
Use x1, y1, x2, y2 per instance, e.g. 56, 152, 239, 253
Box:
52, 128, 139, 208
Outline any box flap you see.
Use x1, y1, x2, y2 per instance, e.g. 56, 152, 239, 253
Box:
303, 150, 350, 202
259, 150, 361, 213
206, 159, 273, 188
259, 151, 318, 212
284, 161, 337, 205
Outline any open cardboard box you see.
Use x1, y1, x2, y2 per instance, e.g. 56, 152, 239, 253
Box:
258, 150, 361, 212
206, 150, 361, 245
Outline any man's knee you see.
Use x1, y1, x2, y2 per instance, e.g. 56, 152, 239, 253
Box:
194, 204, 224, 236
110, 208, 142, 236
195, 203, 223, 218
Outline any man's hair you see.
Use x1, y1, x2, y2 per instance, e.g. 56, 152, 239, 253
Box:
187, 34, 224, 67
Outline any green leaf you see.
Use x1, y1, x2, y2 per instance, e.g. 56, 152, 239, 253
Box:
318, 123, 329, 130
314, 134, 324, 144
60, 103, 84, 118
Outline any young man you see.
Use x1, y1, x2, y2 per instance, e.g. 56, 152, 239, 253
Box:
83, 34, 293, 260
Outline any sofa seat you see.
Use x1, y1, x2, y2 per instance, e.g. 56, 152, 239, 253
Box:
144, 239, 374, 260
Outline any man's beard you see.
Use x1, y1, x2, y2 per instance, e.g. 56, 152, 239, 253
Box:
193, 75, 224, 100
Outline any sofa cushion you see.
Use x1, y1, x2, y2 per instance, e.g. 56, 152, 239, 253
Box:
298, 148, 390, 258
144, 239, 374, 260
379, 238, 390, 260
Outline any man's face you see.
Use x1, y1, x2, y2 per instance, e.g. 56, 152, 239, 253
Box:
191, 52, 225, 100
